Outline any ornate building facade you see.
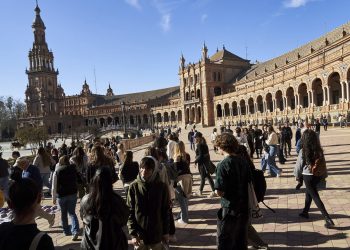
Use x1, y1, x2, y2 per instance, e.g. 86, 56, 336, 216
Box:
20, 4, 350, 134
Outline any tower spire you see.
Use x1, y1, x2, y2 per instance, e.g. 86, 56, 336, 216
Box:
201, 41, 208, 62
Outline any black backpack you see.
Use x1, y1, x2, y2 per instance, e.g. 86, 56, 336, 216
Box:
252, 169, 275, 213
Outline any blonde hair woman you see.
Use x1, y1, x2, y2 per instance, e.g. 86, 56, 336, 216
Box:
173, 142, 192, 224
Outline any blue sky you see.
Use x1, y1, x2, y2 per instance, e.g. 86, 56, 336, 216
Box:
0, 0, 350, 100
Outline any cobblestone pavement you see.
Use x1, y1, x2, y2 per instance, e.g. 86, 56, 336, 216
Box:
37, 126, 350, 249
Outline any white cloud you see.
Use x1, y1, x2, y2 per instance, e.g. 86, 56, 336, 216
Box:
125, 0, 141, 10
201, 14, 208, 23
161, 14, 171, 32
283, 0, 310, 8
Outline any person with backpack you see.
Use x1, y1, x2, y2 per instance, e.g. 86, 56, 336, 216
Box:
187, 129, 195, 151
236, 145, 270, 250
81, 166, 129, 250
52, 155, 80, 240
214, 133, 250, 250
294, 129, 335, 228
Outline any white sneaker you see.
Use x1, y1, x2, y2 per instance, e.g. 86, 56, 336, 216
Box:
177, 219, 188, 224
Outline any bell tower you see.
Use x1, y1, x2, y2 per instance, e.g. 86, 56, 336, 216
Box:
25, 2, 64, 117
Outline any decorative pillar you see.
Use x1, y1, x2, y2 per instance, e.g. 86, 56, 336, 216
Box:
322, 87, 326, 106
346, 81, 350, 103
341, 81, 345, 102
327, 86, 330, 105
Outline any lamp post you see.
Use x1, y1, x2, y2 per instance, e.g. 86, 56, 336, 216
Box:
121, 101, 127, 138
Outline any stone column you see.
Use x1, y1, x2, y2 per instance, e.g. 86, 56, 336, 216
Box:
327, 86, 330, 105
322, 87, 326, 106
341, 81, 346, 102
238, 105, 241, 115
346, 81, 350, 103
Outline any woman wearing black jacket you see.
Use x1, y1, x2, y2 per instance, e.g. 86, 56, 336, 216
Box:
194, 132, 215, 197
119, 151, 139, 194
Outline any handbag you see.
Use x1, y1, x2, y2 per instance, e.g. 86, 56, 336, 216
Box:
248, 182, 262, 221
204, 161, 216, 175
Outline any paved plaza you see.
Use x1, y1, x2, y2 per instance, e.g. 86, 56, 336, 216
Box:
35, 126, 350, 249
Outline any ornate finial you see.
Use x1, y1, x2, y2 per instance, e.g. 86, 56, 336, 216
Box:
34, 0, 40, 14
223, 44, 225, 50
216, 47, 219, 52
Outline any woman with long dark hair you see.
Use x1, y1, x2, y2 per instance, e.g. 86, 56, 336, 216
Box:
81, 166, 129, 250
194, 132, 215, 197
119, 151, 139, 194
86, 145, 117, 184
294, 129, 334, 228
70, 147, 88, 198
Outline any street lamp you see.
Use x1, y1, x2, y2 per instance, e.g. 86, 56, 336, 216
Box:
121, 101, 127, 138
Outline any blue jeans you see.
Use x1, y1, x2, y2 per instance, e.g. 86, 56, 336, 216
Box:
266, 145, 281, 176
175, 186, 188, 223
41, 173, 51, 193
0, 176, 9, 200
58, 194, 79, 235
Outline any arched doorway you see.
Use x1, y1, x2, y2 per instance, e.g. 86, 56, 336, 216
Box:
185, 108, 189, 124
224, 103, 230, 117
170, 111, 176, 122
143, 114, 148, 125
164, 112, 169, 122
286, 87, 295, 110
107, 117, 113, 125
99, 118, 105, 127
298, 83, 308, 108
328, 72, 341, 104
190, 107, 195, 123
256, 95, 263, 112
216, 104, 223, 118
232, 101, 238, 116
240, 100, 246, 115
266, 93, 273, 112
177, 110, 182, 122
196, 106, 201, 123
248, 98, 254, 114
275, 90, 283, 111
312, 78, 323, 106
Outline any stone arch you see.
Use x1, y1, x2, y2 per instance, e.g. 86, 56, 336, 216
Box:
185, 108, 189, 124
232, 101, 238, 116
328, 72, 342, 104
311, 78, 323, 106
240, 99, 246, 115
256, 95, 263, 112
298, 83, 309, 108
275, 90, 283, 111
265, 93, 273, 112
190, 107, 195, 122
286, 87, 295, 110
107, 117, 113, 125
248, 97, 254, 114
170, 111, 176, 122
216, 104, 223, 118
164, 112, 169, 122
99, 117, 105, 127
224, 103, 230, 117
156, 113, 162, 123
214, 87, 222, 96
177, 110, 182, 122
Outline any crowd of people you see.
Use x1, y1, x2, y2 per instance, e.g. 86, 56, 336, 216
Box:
0, 120, 335, 249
